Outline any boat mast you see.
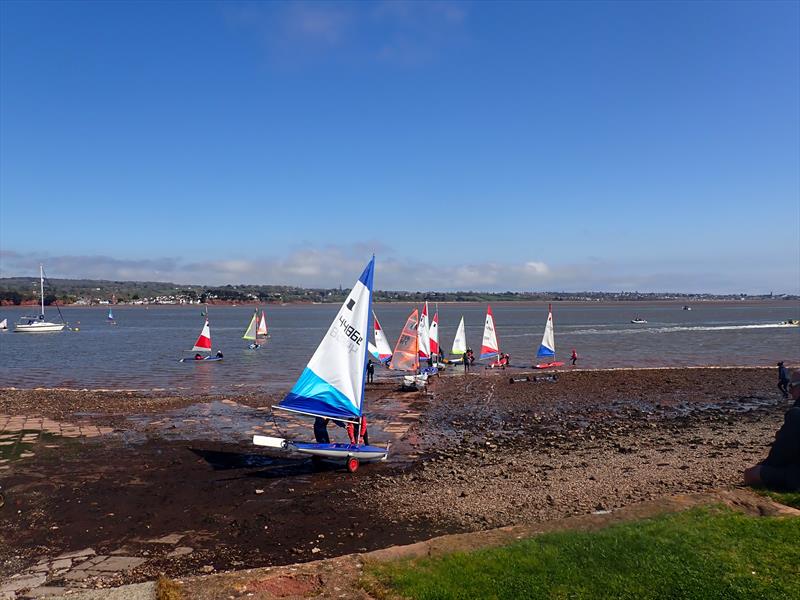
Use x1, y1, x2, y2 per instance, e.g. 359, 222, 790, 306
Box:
40, 264, 45, 317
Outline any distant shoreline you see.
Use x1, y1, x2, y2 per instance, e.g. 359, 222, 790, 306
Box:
2, 298, 799, 309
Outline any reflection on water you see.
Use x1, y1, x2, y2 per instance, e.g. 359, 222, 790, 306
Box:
0, 301, 797, 394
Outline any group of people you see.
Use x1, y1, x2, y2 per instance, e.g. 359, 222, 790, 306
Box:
193, 350, 224, 360
462, 348, 476, 371
743, 364, 800, 492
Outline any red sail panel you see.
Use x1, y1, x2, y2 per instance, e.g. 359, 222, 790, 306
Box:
389, 309, 419, 372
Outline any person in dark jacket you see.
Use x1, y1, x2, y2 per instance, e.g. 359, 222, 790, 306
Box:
778, 361, 790, 398
744, 404, 800, 492
367, 360, 375, 384
571, 349, 578, 366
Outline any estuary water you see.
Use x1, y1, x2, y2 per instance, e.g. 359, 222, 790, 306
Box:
0, 301, 798, 394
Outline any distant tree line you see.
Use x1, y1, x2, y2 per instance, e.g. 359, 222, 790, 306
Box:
0, 277, 795, 304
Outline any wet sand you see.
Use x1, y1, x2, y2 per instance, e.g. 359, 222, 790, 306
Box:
0, 367, 793, 592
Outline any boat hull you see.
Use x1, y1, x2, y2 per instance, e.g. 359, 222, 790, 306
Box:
253, 435, 389, 461
14, 322, 65, 333
533, 361, 565, 369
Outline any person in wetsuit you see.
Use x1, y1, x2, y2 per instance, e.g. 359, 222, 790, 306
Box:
778, 361, 790, 398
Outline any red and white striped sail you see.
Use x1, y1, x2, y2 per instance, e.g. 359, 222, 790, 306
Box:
192, 319, 212, 352
429, 309, 440, 356
479, 304, 499, 359
373, 312, 393, 362
257, 311, 268, 336
418, 301, 431, 359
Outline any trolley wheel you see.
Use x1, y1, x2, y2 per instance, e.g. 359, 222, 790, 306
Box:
346, 457, 360, 473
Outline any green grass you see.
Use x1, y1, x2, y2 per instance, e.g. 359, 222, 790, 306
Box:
755, 489, 800, 509
366, 507, 800, 599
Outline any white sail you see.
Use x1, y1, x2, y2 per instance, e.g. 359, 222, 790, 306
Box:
429, 309, 440, 357
275, 258, 374, 422
0, 318, 7, 330
418, 301, 431, 359
451, 316, 467, 356
537, 305, 556, 358
257, 311, 268, 336
192, 320, 212, 352
373, 312, 393, 362
480, 304, 499, 359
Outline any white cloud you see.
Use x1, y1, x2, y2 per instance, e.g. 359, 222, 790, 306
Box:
1, 246, 794, 294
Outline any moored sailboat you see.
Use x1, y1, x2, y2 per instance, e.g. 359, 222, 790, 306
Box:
14, 265, 66, 333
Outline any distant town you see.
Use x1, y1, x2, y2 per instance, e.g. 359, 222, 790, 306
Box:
0, 277, 796, 307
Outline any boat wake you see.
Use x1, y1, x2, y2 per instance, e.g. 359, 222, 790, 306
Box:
570, 323, 800, 336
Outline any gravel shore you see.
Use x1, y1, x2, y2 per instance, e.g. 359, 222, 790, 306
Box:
0, 366, 792, 588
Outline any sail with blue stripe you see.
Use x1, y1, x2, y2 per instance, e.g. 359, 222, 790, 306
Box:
275, 257, 374, 423
536, 304, 557, 358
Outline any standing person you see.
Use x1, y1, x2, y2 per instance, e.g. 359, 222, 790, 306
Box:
778, 361, 790, 399
313, 417, 330, 444
367, 359, 375, 384
463, 350, 470, 372
571, 349, 578, 366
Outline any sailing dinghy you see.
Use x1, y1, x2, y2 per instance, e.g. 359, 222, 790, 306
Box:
429, 306, 443, 367
418, 301, 431, 362
445, 316, 467, 363
243, 308, 269, 349
533, 304, 564, 369
372, 312, 393, 364
180, 319, 222, 362
0, 318, 8, 330
480, 304, 504, 366
107, 308, 116, 325
389, 308, 432, 388
253, 257, 388, 472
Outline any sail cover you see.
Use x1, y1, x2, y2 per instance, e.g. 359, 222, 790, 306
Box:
389, 309, 419, 372
192, 320, 212, 352
536, 304, 556, 358
275, 258, 374, 422
373, 312, 393, 362
418, 301, 431, 359
451, 316, 467, 356
480, 304, 499, 359
257, 311, 268, 336
243, 310, 258, 340
429, 309, 439, 356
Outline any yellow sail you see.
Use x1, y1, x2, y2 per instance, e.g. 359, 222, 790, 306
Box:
242, 311, 258, 340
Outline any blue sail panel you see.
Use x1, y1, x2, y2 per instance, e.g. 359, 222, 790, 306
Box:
278, 367, 360, 421
537, 344, 555, 358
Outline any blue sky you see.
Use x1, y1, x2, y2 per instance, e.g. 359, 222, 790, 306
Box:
1, 0, 798, 293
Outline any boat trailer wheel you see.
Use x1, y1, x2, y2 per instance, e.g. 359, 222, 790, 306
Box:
347, 457, 360, 473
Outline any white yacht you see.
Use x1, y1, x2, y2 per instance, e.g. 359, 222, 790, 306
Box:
14, 265, 66, 333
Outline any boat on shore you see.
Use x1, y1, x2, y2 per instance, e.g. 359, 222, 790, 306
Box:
533, 304, 564, 369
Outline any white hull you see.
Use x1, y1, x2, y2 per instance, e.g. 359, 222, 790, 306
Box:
15, 321, 65, 333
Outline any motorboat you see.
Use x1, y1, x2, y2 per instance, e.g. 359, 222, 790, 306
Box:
630, 317, 648, 324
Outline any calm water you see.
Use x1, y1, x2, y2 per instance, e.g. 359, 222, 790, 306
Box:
0, 301, 798, 394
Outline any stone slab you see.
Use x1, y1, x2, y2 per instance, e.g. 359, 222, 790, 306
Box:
92, 556, 146, 572
0, 574, 47, 593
